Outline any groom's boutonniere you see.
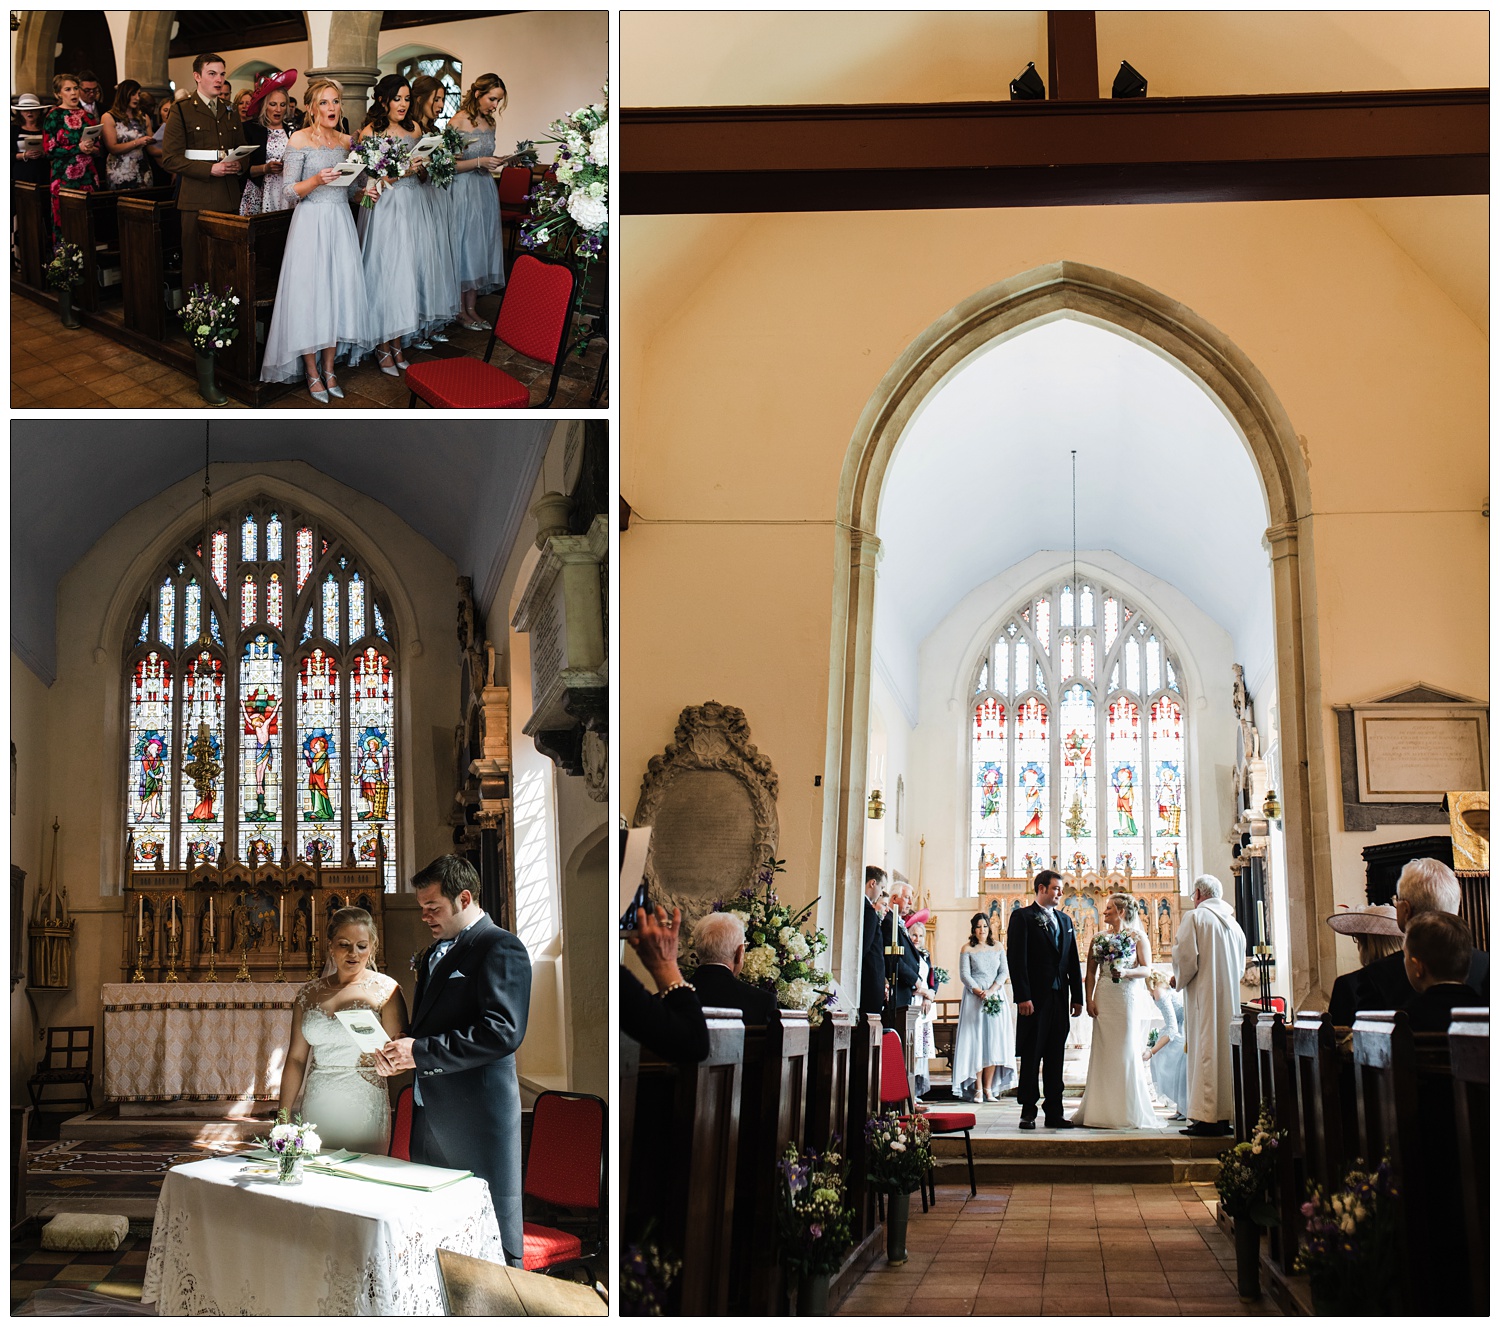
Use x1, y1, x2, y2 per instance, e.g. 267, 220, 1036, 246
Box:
410, 946, 431, 973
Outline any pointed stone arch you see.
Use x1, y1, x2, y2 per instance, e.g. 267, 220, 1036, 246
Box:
12, 12, 65, 98
823, 260, 1333, 1009
125, 13, 174, 103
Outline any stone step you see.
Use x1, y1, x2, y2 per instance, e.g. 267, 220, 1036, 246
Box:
947, 1133, 1226, 1158
933, 1154, 1222, 1185
54, 1106, 274, 1142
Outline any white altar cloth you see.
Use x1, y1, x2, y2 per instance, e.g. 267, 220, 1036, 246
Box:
142, 1154, 504, 1314
102, 982, 294, 1101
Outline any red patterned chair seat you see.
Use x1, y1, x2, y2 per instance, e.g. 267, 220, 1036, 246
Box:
403, 356, 530, 410
523, 1222, 582, 1271
923, 1110, 977, 1132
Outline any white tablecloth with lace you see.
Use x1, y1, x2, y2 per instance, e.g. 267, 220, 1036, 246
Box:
142, 1155, 504, 1314
102, 983, 294, 1101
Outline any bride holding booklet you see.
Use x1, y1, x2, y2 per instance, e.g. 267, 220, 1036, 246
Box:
278, 905, 409, 1153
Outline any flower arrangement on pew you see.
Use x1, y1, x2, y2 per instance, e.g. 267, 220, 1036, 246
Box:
260, 1108, 321, 1185
1295, 1158, 1401, 1315
776, 1142, 854, 1278
179, 284, 241, 353
865, 1110, 933, 1195
620, 1223, 681, 1316
44, 239, 84, 290
514, 83, 608, 268
714, 857, 834, 1024
1213, 1101, 1284, 1226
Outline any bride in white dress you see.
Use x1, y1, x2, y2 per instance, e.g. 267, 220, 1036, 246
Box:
1072, 893, 1163, 1130
278, 906, 409, 1152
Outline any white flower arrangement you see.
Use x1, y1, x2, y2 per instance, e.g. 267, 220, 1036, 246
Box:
260, 1108, 321, 1183
516, 83, 609, 267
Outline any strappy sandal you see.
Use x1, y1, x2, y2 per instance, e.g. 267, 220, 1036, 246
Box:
306, 371, 329, 403
375, 348, 400, 378
393, 348, 411, 372
324, 370, 344, 399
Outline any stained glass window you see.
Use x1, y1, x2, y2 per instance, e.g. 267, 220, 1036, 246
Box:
967, 576, 1189, 890
123, 500, 400, 889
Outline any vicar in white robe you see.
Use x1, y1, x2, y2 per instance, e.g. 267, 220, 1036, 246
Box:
1171, 874, 1247, 1137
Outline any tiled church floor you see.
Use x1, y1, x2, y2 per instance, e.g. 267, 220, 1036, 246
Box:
836, 1182, 1282, 1317
10, 292, 606, 410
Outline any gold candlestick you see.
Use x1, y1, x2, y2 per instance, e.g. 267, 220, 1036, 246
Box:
164, 895, 181, 982
307, 937, 320, 979
131, 930, 147, 983
236, 937, 252, 982
275, 931, 286, 982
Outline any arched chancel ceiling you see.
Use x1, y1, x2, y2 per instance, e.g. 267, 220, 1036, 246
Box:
11, 420, 551, 683
873, 318, 1271, 712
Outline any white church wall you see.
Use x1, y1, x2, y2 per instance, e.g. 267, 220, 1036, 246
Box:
902, 550, 1242, 989
12, 462, 460, 1087
621, 194, 1486, 1001
865, 663, 915, 890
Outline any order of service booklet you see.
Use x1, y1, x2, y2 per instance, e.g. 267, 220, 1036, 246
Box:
334, 1008, 392, 1054
308, 1153, 475, 1191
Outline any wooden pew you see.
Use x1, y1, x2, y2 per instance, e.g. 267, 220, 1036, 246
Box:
57, 187, 167, 314
1253, 1012, 1302, 1273
1449, 1007, 1488, 1316
630, 1009, 745, 1315
846, 1013, 883, 1244
199, 207, 293, 400
118, 192, 183, 342
804, 1010, 852, 1156
883, 1003, 919, 1081
1352, 1010, 1469, 1314
728, 1010, 810, 1315
14, 181, 51, 289
1290, 1009, 1354, 1194
1229, 1005, 1259, 1141
620, 1032, 640, 1220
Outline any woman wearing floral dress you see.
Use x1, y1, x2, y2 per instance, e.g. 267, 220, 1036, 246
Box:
951, 912, 1016, 1102
100, 80, 153, 191
446, 73, 511, 329
42, 73, 102, 225
240, 87, 294, 216
259, 78, 374, 401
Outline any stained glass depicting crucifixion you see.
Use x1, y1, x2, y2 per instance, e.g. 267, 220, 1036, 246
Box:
969, 577, 1188, 891
123, 498, 400, 888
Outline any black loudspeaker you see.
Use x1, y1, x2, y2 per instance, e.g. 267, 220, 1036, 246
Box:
1112, 60, 1148, 98
1009, 62, 1045, 100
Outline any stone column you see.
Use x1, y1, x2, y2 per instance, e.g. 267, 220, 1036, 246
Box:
304, 67, 379, 124
12, 12, 64, 101
125, 12, 173, 105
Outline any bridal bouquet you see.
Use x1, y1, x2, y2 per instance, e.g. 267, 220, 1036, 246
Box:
713, 857, 834, 1024
1214, 1101, 1283, 1225
179, 283, 241, 353
1295, 1157, 1401, 1314
931, 966, 950, 986
981, 993, 1005, 1017
517, 83, 608, 266
1092, 932, 1136, 982
260, 1108, 321, 1185
424, 126, 469, 191
776, 1142, 854, 1277
866, 1110, 933, 1195
349, 135, 412, 208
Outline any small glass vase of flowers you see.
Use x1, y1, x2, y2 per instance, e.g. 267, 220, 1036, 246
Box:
261, 1108, 321, 1185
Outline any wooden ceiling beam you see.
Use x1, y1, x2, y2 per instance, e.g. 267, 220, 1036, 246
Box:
621, 89, 1487, 215
1048, 10, 1099, 101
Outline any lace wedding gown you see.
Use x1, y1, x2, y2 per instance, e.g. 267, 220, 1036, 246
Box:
1072, 937, 1163, 1129
294, 972, 398, 1153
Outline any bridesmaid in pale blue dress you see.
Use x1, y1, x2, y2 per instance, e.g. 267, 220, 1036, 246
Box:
259, 78, 374, 401
355, 75, 460, 373
1143, 969, 1189, 1119
446, 73, 511, 330
409, 74, 460, 346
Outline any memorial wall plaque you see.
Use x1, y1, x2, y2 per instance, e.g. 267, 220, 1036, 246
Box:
634, 702, 779, 927
1354, 705, 1488, 803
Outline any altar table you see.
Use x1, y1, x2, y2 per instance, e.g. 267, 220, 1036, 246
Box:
102, 983, 295, 1102
142, 1155, 505, 1314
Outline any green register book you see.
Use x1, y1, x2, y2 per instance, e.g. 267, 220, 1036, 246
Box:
240, 1149, 473, 1191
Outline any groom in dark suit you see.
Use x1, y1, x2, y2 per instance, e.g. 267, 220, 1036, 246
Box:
376, 855, 532, 1266
1006, 870, 1083, 1130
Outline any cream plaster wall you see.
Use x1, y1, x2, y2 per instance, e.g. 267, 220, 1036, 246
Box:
621, 199, 1487, 1005
9, 462, 461, 1091
160, 11, 606, 147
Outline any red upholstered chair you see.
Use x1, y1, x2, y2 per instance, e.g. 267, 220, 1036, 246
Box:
406, 254, 577, 409
497, 165, 532, 260
878, 1027, 977, 1207
388, 1085, 413, 1161
522, 1090, 605, 1276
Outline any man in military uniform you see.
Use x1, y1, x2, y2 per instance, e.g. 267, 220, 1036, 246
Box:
160, 54, 246, 289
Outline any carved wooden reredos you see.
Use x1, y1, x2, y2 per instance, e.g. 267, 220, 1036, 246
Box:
633, 702, 779, 930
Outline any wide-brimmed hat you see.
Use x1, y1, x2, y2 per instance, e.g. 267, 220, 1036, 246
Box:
14, 93, 52, 112
244, 68, 298, 116
1325, 903, 1400, 937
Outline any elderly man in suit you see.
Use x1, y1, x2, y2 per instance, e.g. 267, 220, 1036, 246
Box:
160, 53, 246, 289
376, 855, 532, 1267
689, 911, 781, 1025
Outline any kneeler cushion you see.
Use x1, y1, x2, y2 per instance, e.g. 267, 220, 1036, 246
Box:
41, 1212, 129, 1251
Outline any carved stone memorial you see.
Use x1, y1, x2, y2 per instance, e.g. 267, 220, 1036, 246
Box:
633, 702, 779, 930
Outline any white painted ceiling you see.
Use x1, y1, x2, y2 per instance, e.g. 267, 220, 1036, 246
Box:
873, 318, 1272, 709
11, 420, 550, 683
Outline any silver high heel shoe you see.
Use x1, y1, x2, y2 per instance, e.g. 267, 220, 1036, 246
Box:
324, 370, 344, 400
306, 371, 329, 404
375, 348, 400, 378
